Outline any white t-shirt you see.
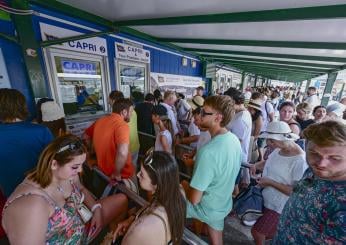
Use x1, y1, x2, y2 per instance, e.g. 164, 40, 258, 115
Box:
260, 100, 274, 132
262, 149, 308, 213
226, 110, 252, 163
154, 130, 172, 153
188, 119, 200, 149
177, 99, 191, 121
161, 102, 179, 136
196, 130, 211, 151
304, 94, 320, 110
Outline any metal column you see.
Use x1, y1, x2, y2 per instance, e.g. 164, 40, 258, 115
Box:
11, 0, 48, 98
321, 72, 338, 106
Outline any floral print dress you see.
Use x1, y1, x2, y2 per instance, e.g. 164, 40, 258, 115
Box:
3, 182, 87, 245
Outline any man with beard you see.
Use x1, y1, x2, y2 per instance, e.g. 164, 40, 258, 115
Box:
183, 95, 242, 245
272, 120, 346, 244
93, 98, 135, 180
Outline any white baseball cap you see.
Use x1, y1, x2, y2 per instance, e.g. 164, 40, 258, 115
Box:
41, 101, 65, 122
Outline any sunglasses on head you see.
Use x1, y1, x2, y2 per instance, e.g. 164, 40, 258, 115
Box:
200, 108, 215, 117
144, 147, 157, 173
57, 140, 83, 154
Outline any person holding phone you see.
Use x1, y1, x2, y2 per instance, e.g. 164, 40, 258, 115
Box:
249, 121, 307, 245
2, 135, 128, 244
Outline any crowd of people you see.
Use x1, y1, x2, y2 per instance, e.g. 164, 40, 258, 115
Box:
0, 84, 345, 245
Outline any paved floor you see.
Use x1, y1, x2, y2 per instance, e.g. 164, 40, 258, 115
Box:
224, 216, 254, 245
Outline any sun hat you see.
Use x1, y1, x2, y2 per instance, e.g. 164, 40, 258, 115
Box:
41, 101, 65, 122
247, 99, 262, 111
187, 95, 204, 110
259, 121, 299, 141
326, 102, 345, 118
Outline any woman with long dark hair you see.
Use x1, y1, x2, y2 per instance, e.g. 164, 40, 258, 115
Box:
113, 149, 186, 245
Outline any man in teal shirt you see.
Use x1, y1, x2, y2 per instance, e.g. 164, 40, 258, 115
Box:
184, 95, 242, 245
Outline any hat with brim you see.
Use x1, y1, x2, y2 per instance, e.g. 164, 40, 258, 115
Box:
188, 96, 204, 110
259, 121, 299, 141
247, 100, 262, 111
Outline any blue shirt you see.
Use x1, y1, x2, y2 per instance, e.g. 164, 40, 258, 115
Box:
0, 121, 53, 196
272, 168, 346, 244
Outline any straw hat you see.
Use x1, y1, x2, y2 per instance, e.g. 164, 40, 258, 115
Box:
247, 99, 262, 111
41, 101, 65, 122
259, 121, 299, 141
187, 96, 204, 110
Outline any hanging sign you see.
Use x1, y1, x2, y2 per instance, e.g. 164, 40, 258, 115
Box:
115, 42, 150, 63
39, 23, 108, 56
150, 72, 204, 98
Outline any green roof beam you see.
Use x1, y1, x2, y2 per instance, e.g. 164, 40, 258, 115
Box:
29, 0, 114, 28
160, 38, 346, 50
184, 48, 346, 63
203, 55, 337, 69
115, 4, 346, 26
212, 60, 326, 74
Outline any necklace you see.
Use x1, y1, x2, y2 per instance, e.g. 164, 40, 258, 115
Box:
56, 185, 65, 194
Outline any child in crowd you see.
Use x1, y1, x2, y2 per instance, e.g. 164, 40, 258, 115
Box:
152, 105, 173, 153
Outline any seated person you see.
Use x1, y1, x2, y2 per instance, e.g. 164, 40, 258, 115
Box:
112, 149, 186, 245
2, 135, 128, 244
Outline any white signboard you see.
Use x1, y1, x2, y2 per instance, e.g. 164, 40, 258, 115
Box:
150, 72, 204, 98
115, 42, 150, 63
0, 48, 11, 88
40, 23, 108, 56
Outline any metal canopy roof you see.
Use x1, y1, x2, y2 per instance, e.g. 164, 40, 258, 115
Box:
33, 0, 346, 81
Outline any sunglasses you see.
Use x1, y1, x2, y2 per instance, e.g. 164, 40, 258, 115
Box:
201, 108, 215, 117
144, 147, 157, 173
57, 140, 83, 154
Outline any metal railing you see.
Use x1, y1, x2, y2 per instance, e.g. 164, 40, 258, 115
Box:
91, 167, 207, 245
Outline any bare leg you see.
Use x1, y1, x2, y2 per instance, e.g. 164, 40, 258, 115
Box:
99, 193, 128, 226
251, 227, 265, 245
207, 225, 223, 245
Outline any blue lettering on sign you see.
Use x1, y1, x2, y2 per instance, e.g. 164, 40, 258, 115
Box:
68, 41, 97, 52
61, 60, 97, 75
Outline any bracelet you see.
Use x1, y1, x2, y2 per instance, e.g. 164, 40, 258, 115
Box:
91, 203, 102, 212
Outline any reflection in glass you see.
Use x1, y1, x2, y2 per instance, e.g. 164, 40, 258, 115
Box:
54, 57, 105, 116
119, 64, 145, 98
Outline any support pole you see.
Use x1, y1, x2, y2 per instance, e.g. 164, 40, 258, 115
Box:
321, 72, 338, 106
11, 0, 48, 98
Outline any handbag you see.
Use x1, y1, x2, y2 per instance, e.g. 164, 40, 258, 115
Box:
233, 185, 263, 226
73, 192, 93, 223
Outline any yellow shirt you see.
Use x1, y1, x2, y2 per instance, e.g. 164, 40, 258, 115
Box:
128, 111, 140, 153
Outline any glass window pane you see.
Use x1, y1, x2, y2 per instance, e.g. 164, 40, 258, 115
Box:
54, 56, 105, 117
119, 64, 145, 98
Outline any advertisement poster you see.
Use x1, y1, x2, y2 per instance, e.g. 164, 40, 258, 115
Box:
150, 72, 204, 98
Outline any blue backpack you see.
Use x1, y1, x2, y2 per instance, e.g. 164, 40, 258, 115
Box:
233, 185, 264, 226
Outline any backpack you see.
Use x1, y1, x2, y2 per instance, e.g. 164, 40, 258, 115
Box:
233, 185, 263, 226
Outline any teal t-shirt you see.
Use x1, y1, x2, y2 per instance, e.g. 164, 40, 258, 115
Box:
190, 131, 242, 221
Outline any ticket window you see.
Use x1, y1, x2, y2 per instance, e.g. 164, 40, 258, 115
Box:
45, 49, 109, 118
117, 60, 148, 98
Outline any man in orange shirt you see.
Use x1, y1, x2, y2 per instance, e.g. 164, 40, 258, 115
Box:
93, 98, 135, 180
